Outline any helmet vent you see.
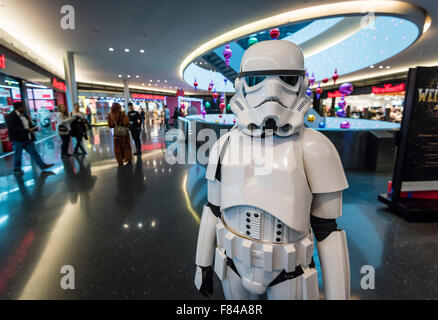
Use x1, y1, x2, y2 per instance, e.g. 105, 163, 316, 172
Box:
297, 101, 307, 111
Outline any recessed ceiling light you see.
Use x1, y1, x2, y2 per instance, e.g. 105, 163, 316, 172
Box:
109, 48, 114, 52
370, 65, 374, 69
140, 49, 145, 53
148, 84, 151, 86
136, 75, 139, 78
127, 75, 131, 78
386, 66, 390, 69
142, 83, 145, 86
155, 84, 157, 86
149, 80, 152, 82
379, 66, 383, 69
125, 49, 130, 52
165, 80, 167, 83
157, 80, 160, 83
118, 74, 122, 77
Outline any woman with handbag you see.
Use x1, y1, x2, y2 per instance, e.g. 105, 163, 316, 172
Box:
57, 104, 73, 160
107, 103, 132, 166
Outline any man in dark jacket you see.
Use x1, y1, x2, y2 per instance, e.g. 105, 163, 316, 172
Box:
5, 101, 54, 175
127, 102, 142, 156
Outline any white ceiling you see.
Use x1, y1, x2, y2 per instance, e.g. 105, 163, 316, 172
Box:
0, 0, 437, 93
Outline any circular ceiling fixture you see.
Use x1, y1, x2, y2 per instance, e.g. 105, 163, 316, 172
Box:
179, 0, 429, 93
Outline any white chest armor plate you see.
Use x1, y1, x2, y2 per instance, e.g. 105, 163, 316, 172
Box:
220, 129, 313, 235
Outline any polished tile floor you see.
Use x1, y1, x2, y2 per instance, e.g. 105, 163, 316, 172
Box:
0, 124, 436, 300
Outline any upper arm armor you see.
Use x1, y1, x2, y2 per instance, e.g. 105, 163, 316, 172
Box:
302, 128, 348, 194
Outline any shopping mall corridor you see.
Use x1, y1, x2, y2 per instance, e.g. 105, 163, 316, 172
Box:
0, 124, 436, 300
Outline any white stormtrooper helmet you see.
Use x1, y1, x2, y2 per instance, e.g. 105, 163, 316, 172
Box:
229, 40, 312, 137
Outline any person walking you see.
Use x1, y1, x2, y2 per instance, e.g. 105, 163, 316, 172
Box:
172, 107, 180, 129
71, 103, 88, 155
164, 105, 170, 131
5, 101, 54, 175
127, 102, 142, 156
108, 103, 132, 166
140, 108, 146, 130
57, 104, 73, 159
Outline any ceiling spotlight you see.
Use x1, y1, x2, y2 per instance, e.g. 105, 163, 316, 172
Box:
142, 83, 145, 86
386, 66, 391, 69
109, 48, 114, 52
124, 48, 130, 52
118, 74, 122, 77
127, 75, 131, 78
155, 84, 157, 86
370, 65, 374, 69
165, 80, 167, 83
157, 80, 160, 83
149, 80, 153, 82
379, 66, 383, 69
136, 75, 139, 78
148, 84, 151, 86
140, 49, 145, 53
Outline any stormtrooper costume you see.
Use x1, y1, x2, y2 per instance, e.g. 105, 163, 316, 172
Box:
195, 40, 350, 300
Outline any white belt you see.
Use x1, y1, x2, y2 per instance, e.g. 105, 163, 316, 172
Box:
216, 220, 314, 273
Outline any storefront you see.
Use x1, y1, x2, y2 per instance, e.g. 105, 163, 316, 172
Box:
322, 81, 406, 123
131, 93, 167, 122
0, 46, 65, 155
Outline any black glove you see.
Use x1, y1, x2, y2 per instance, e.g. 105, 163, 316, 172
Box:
198, 266, 214, 297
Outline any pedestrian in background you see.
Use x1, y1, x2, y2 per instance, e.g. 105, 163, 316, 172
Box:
108, 102, 132, 166
5, 101, 54, 175
57, 104, 73, 159
140, 108, 146, 130
164, 105, 170, 131
71, 103, 88, 155
172, 107, 180, 129
127, 102, 142, 156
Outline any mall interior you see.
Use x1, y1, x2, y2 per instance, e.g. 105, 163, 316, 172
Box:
0, 0, 437, 301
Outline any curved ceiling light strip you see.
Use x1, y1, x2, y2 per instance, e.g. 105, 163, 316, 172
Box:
178, 0, 428, 79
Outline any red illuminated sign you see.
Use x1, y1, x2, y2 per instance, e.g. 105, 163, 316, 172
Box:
372, 83, 405, 94
327, 90, 343, 98
0, 54, 5, 69
52, 78, 66, 92
132, 93, 166, 101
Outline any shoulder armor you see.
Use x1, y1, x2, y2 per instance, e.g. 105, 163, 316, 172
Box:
205, 129, 234, 182
302, 128, 348, 194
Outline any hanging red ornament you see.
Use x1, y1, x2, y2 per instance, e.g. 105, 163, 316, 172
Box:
220, 103, 226, 113
322, 77, 329, 83
193, 79, 198, 91
315, 83, 323, 100
212, 91, 218, 103
332, 69, 339, 85
270, 28, 280, 40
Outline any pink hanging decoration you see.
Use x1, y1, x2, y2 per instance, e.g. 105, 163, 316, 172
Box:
223, 44, 232, 68
309, 73, 315, 87
332, 69, 339, 85
322, 77, 329, 84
